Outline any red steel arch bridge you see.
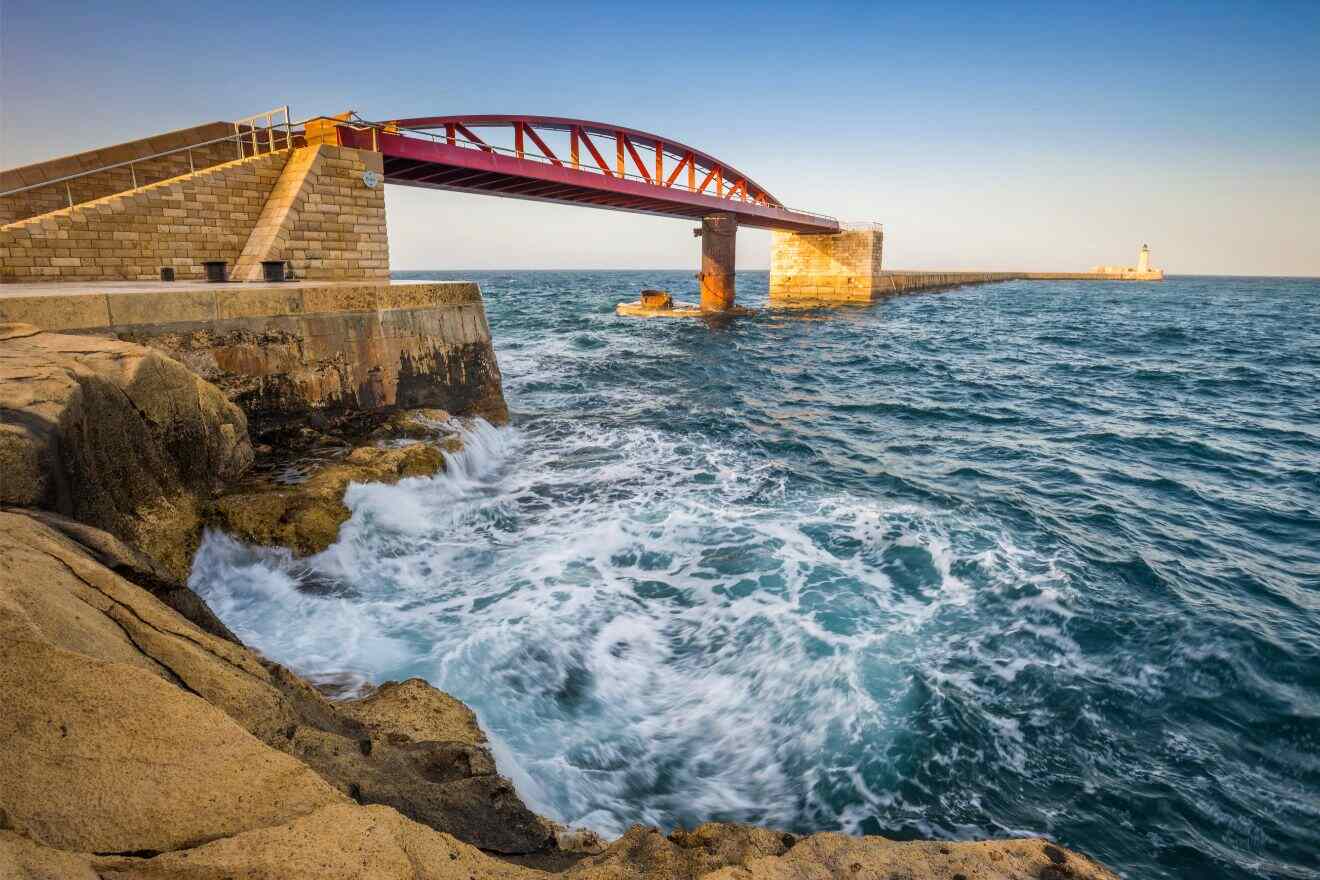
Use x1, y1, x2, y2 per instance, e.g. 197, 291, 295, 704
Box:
317, 114, 840, 236
305, 112, 844, 310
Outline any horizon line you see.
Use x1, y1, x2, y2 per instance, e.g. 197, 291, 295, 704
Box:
390, 269, 1320, 280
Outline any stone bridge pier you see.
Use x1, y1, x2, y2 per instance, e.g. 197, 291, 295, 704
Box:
769, 226, 884, 305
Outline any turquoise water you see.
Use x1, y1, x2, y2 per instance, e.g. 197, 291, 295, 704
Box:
191, 272, 1320, 879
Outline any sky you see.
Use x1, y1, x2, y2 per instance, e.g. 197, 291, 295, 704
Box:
2, 0, 1318, 276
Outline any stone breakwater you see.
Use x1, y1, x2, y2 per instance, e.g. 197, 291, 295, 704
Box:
0, 298, 1120, 877
0, 279, 508, 444
772, 270, 1161, 306
768, 228, 1164, 308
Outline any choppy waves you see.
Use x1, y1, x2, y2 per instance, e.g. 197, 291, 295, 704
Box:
191, 272, 1320, 879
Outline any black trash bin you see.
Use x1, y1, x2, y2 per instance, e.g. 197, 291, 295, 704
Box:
159, 267, 176, 282
202, 261, 228, 283
261, 260, 288, 282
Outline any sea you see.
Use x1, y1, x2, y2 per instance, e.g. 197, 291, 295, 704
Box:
189, 271, 1320, 879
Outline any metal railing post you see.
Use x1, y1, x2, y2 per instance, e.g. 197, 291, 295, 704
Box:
66, 182, 73, 208
130, 161, 137, 189
187, 148, 195, 173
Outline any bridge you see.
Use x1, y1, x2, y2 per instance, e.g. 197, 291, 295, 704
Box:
0, 106, 1154, 312
331, 115, 838, 235
310, 113, 840, 311
0, 108, 847, 311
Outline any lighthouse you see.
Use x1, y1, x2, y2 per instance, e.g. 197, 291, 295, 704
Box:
1087, 245, 1164, 280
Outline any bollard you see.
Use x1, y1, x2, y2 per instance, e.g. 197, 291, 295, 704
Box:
261, 260, 288, 282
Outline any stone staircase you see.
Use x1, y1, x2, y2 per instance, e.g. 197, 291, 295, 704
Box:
0, 151, 289, 282
230, 146, 323, 282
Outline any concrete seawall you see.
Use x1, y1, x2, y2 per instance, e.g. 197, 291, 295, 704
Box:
0, 279, 506, 442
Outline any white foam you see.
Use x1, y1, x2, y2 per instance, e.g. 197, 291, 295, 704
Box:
190, 413, 1093, 838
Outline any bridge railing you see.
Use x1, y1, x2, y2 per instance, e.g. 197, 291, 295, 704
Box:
234, 105, 295, 158
1, 106, 295, 206
310, 114, 839, 225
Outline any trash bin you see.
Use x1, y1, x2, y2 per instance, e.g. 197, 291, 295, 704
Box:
159, 267, 176, 282
202, 261, 228, 283
261, 260, 288, 282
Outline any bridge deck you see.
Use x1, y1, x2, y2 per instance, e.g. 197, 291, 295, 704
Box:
336, 128, 839, 235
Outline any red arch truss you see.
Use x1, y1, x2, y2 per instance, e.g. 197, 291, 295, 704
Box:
323, 115, 839, 234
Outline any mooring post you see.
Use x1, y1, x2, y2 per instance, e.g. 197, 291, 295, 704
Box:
699, 212, 737, 312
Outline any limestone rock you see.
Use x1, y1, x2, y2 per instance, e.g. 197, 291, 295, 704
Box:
283, 720, 554, 853
703, 829, 1119, 880
0, 636, 344, 853
93, 803, 543, 880
0, 510, 301, 742
0, 831, 101, 880
0, 510, 555, 856
209, 440, 447, 557
563, 824, 791, 880
565, 824, 1119, 880
341, 677, 487, 747
556, 827, 610, 856
82, 808, 1119, 880
305, 676, 556, 853
0, 324, 253, 584
16, 507, 240, 642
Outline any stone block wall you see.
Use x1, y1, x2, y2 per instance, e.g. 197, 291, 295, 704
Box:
127, 282, 505, 438
0, 145, 388, 284
233, 145, 388, 282
769, 229, 884, 304
0, 122, 248, 226
0, 151, 290, 283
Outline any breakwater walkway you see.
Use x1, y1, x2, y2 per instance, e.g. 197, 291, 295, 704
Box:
768, 269, 1157, 307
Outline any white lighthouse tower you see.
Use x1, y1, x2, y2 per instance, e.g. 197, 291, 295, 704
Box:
1088, 244, 1163, 280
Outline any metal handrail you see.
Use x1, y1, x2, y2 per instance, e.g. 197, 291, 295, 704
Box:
317, 115, 840, 224
234, 105, 293, 158
1, 107, 295, 204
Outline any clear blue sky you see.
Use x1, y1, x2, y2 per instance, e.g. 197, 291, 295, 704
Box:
3, 0, 1318, 275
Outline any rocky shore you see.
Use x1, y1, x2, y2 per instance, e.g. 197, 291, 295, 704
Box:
0, 322, 1119, 879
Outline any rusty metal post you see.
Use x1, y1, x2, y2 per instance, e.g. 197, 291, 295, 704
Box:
699, 212, 737, 312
